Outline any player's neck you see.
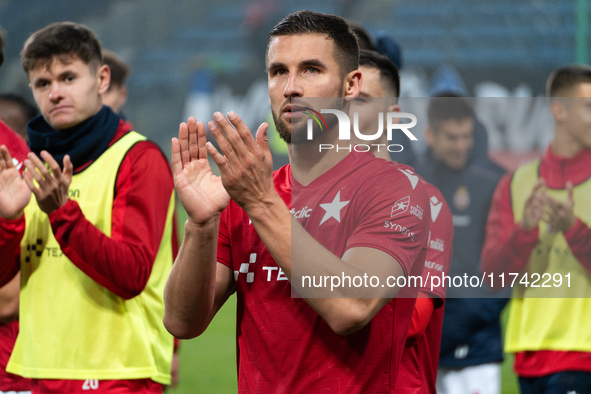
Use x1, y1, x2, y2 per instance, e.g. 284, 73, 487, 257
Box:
368, 135, 392, 161
551, 126, 584, 159
289, 139, 351, 186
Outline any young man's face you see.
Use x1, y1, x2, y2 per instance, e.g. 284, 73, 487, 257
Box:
28, 56, 109, 130
560, 82, 591, 150
351, 66, 398, 138
0, 99, 29, 141
267, 33, 360, 143
426, 117, 474, 170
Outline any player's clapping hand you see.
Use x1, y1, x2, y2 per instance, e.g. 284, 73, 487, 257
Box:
543, 181, 576, 233
522, 178, 547, 231
0, 145, 31, 220
23, 150, 72, 215
206, 111, 274, 213
172, 117, 230, 225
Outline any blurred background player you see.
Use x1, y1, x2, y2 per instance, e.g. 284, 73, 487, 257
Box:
350, 24, 414, 166
413, 95, 507, 394
0, 30, 32, 394
0, 22, 175, 393
101, 49, 129, 116
0, 94, 38, 143
354, 49, 454, 394
482, 64, 591, 394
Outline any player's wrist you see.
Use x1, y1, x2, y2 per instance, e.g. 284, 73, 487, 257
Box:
242, 192, 285, 223
1, 209, 24, 221
185, 215, 220, 232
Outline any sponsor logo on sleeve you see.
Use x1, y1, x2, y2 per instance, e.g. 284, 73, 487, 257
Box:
429, 238, 445, 252
383, 221, 416, 241
410, 204, 424, 220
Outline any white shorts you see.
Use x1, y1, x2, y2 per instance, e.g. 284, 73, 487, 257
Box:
436, 363, 501, 394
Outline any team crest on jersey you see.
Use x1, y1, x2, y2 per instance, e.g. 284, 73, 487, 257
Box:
390, 196, 410, 217
453, 185, 470, 211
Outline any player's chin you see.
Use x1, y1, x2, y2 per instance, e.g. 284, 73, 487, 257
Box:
50, 116, 79, 130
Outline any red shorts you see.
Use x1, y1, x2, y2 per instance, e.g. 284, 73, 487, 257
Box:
32, 378, 163, 394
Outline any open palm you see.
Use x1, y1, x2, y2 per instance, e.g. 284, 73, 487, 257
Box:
0, 146, 31, 219
172, 118, 230, 224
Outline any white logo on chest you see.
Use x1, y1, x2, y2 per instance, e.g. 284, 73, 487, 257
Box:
319, 190, 350, 225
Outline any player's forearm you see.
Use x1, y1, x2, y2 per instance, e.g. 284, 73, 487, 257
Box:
249, 199, 393, 335
482, 223, 537, 280
49, 199, 160, 299
481, 176, 537, 285
0, 273, 20, 323
564, 218, 591, 271
163, 217, 220, 339
0, 215, 24, 287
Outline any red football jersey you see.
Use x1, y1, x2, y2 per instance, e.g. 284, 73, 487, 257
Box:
0, 120, 31, 392
396, 181, 454, 394
0, 119, 29, 173
218, 152, 430, 393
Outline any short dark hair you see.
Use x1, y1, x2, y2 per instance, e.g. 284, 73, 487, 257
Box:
267, 10, 359, 75
102, 49, 130, 89
428, 95, 474, 131
0, 93, 40, 121
349, 23, 376, 51
546, 64, 591, 97
0, 33, 4, 68
358, 49, 400, 99
21, 22, 102, 73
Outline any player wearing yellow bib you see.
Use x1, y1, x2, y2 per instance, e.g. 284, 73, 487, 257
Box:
482, 65, 591, 393
0, 22, 174, 394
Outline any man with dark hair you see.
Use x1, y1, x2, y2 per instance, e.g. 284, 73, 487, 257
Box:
355, 49, 454, 394
350, 22, 376, 51
355, 49, 415, 165
164, 10, 430, 393
0, 31, 33, 394
482, 64, 591, 394
0, 94, 39, 142
414, 96, 507, 394
0, 22, 175, 393
101, 49, 129, 114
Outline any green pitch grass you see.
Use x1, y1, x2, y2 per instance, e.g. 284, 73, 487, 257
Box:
167, 204, 519, 393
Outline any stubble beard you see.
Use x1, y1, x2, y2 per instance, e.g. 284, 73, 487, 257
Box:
271, 82, 345, 145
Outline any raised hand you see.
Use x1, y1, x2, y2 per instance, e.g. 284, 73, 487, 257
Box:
0, 145, 31, 220
172, 117, 230, 225
23, 150, 73, 214
543, 181, 576, 233
205, 111, 274, 213
521, 178, 547, 231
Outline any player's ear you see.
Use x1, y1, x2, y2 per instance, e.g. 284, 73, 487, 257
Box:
387, 103, 401, 114
343, 70, 362, 99
97, 64, 110, 96
549, 99, 567, 123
